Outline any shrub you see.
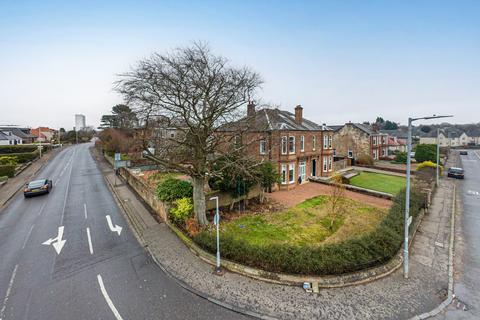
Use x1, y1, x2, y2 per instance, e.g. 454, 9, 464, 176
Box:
0, 156, 18, 165
0, 145, 38, 154
417, 161, 442, 172
356, 154, 374, 166
258, 162, 280, 193
0, 176, 8, 182
193, 188, 425, 275
414, 144, 437, 163
394, 152, 407, 164
0, 165, 16, 178
8, 150, 39, 163
169, 197, 194, 226
156, 177, 193, 202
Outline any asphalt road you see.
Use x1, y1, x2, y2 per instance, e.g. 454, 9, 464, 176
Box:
0, 143, 248, 320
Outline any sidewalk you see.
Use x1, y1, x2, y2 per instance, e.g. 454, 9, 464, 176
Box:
0, 147, 62, 207
95, 148, 455, 320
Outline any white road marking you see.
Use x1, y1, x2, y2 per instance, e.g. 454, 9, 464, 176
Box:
22, 224, 35, 249
97, 275, 124, 320
474, 151, 480, 160
0, 264, 18, 320
61, 149, 76, 225
42, 226, 66, 255
106, 215, 122, 236
86, 227, 94, 254
84, 203, 88, 219
37, 202, 47, 217
55, 179, 61, 186
467, 190, 480, 196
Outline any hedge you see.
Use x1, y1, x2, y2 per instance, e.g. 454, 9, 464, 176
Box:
0, 145, 38, 154
193, 189, 425, 275
8, 150, 39, 163
0, 165, 16, 178
156, 177, 193, 202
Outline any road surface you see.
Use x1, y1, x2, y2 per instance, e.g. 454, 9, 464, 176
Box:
0, 143, 248, 320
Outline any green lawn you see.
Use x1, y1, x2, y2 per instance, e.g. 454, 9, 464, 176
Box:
349, 171, 405, 195
215, 195, 386, 247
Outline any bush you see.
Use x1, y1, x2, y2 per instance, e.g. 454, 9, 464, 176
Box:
0, 145, 38, 154
414, 144, 437, 163
8, 150, 39, 163
394, 152, 407, 164
356, 154, 374, 166
193, 188, 425, 275
0, 156, 18, 165
169, 197, 194, 226
156, 177, 193, 202
0, 165, 16, 178
417, 161, 442, 172
0, 176, 8, 182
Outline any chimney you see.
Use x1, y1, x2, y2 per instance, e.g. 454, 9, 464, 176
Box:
247, 102, 255, 117
294, 105, 303, 125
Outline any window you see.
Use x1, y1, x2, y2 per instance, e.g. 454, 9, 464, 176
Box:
312, 136, 316, 151
328, 135, 332, 149
288, 163, 295, 183
281, 164, 287, 184
234, 135, 241, 146
373, 136, 377, 146
373, 149, 378, 160
323, 156, 328, 172
281, 136, 287, 154
259, 139, 266, 155
348, 149, 353, 158
323, 135, 328, 149
300, 135, 304, 152
333, 149, 337, 156
329, 156, 333, 171
381, 148, 386, 156
288, 136, 295, 154
299, 161, 306, 182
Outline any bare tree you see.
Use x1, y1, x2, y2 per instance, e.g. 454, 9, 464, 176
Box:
115, 43, 262, 225
328, 174, 346, 230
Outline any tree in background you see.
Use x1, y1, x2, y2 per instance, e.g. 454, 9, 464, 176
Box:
258, 162, 280, 202
100, 104, 138, 129
383, 120, 398, 130
328, 174, 346, 231
375, 117, 385, 124
420, 126, 432, 133
414, 144, 437, 163
115, 43, 262, 225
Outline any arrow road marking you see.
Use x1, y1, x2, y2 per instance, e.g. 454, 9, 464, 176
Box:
106, 215, 122, 236
42, 226, 66, 255
97, 275, 124, 320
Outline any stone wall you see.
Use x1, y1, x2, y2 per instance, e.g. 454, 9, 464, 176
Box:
333, 124, 370, 159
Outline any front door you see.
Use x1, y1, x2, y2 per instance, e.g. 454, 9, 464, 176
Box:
312, 159, 316, 176
299, 161, 306, 183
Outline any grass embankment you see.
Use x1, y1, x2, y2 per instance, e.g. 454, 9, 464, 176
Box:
349, 172, 405, 195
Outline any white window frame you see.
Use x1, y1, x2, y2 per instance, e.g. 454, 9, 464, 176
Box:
373, 149, 378, 160
281, 136, 287, 155
288, 162, 295, 184
328, 135, 332, 149
281, 164, 287, 184
381, 148, 386, 157
373, 136, 377, 146
312, 135, 316, 151
299, 160, 306, 182
289, 136, 295, 154
328, 156, 333, 172
348, 149, 353, 158
259, 139, 266, 155
323, 156, 328, 172
323, 135, 328, 149
300, 135, 305, 152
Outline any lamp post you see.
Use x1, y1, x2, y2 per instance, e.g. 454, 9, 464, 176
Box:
436, 128, 440, 186
404, 114, 452, 279
209, 196, 221, 274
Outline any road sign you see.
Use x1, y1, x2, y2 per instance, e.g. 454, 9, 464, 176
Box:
114, 153, 121, 161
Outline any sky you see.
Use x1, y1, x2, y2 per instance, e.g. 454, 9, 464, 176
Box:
0, 0, 479, 130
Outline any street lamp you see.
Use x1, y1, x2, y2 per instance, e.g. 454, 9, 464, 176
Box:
209, 196, 222, 274
404, 114, 453, 279
436, 128, 440, 186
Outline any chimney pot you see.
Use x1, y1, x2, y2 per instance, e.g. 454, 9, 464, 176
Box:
247, 102, 255, 117
294, 105, 303, 125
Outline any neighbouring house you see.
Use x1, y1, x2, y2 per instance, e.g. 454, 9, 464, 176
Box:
31, 127, 56, 142
0, 130, 23, 145
220, 104, 335, 190
0, 127, 37, 144
419, 128, 468, 147
380, 129, 407, 153
332, 122, 389, 163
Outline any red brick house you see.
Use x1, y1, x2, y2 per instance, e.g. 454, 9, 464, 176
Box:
221, 104, 334, 190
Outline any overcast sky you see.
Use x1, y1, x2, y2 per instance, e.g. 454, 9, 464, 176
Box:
0, 0, 478, 130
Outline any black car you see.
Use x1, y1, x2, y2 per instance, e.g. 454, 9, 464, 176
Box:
447, 167, 464, 179
24, 179, 53, 198
460, 151, 468, 155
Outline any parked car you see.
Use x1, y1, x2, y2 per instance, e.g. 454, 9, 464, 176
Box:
24, 179, 53, 198
460, 151, 468, 155
447, 167, 464, 179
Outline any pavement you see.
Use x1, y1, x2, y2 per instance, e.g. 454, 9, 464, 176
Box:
99, 147, 459, 319
0, 143, 248, 320
433, 149, 480, 320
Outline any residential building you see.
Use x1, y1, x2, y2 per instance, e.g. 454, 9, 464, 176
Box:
0, 127, 37, 144
220, 104, 334, 189
31, 127, 56, 142
75, 114, 86, 131
332, 122, 389, 162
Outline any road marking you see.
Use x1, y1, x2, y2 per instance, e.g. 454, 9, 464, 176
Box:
22, 224, 35, 249
37, 202, 47, 217
61, 148, 76, 225
106, 215, 122, 236
97, 275, 124, 320
474, 151, 480, 160
0, 264, 18, 320
86, 227, 94, 254
84, 203, 88, 219
42, 226, 66, 255
54, 178, 60, 186
467, 190, 479, 196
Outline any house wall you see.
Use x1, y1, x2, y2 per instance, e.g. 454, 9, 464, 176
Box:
333, 124, 370, 160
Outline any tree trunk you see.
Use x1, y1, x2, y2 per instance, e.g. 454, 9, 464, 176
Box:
192, 176, 208, 225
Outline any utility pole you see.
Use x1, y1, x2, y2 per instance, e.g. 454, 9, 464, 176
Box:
436, 128, 440, 186
209, 196, 222, 274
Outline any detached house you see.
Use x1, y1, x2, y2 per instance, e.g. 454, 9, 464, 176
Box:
332, 122, 389, 162
220, 104, 334, 189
